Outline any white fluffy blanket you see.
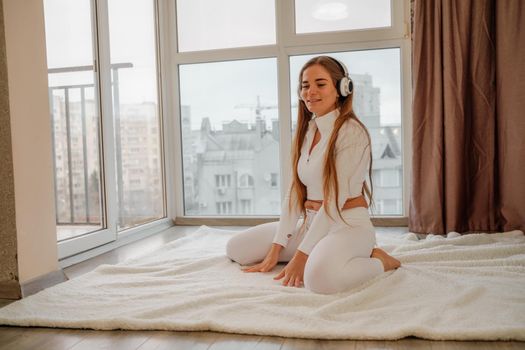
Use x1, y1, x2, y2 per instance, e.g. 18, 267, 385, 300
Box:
1, 226, 524, 341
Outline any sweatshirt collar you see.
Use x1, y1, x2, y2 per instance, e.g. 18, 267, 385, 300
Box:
312, 109, 339, 137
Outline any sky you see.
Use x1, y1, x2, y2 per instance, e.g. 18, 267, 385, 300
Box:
294, 0, 391, 33
180, 48, 401, 131
44, 0, 400, 130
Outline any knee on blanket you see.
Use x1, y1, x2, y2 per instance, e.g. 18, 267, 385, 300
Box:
303, 261, 341, 295
225, 235, 250, 265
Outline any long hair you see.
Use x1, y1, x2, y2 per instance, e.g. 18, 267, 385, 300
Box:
289, 56, 374, 224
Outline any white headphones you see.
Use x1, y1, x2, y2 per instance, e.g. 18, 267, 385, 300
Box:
331, 57, 354, 97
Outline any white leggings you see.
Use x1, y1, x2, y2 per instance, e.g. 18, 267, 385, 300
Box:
226, 207, 384, 294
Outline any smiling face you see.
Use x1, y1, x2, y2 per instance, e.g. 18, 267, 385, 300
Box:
300, 64, 339, 117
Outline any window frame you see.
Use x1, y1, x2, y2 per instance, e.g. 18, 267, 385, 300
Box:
163, 0, 412, 225
57, 0, 173, 261
283, 0, 405, 46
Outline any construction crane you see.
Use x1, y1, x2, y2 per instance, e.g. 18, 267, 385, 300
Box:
234, 96, 277, 120
234, 96, 300, 124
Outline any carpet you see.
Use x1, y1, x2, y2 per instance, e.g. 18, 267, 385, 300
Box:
0, 226, 524, 341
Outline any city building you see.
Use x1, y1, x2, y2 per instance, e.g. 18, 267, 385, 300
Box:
181, 73, 403, 216
50, 94, 163, 236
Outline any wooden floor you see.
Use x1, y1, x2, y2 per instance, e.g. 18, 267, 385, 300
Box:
0, 226, 523, 350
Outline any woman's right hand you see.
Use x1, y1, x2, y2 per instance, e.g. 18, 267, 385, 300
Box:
242, 243, 283, 273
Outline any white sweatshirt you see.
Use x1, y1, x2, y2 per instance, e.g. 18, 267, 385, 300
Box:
272, 109, 371, 255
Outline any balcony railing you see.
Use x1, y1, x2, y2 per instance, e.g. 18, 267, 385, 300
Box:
49, 63, 132, 226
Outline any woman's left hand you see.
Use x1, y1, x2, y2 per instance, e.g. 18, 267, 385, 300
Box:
274, 250, 308, 287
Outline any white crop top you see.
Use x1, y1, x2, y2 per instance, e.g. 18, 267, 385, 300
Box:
272, 109, 371, 254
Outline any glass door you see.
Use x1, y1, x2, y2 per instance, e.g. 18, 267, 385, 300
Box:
44, 0, 116, 258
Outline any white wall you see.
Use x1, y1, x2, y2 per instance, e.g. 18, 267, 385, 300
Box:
3, 0, 59, 282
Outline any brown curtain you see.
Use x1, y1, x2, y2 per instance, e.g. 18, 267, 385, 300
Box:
410, 0, 525, 234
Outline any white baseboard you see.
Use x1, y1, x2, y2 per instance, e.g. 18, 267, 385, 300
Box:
21, 269, 68, 297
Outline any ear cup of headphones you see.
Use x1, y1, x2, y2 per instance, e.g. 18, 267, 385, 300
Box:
338, 76, 353, 97
331, 57, 353, 97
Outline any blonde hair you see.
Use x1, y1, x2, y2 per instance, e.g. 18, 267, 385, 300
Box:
289, 56, 374, 224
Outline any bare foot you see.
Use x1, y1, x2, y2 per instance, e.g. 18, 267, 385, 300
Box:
371, 248, 401, 272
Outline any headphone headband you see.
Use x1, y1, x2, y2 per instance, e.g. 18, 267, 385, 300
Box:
331, 57, 349, 77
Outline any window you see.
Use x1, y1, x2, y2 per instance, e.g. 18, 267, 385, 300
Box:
239, 174, 254, 188
270, 173, 278, 188
176, 0, 276, 52
172, 0, 409, 219
180, 59, 280, 216
216, 201, 233, 215
294, 0, 392, 34
44, 0, 166, 257
240, 199, 252, 214
215, 174, 232, 188
290, 49, 403, 216
44, 0, 104, 241
108, 0, 165, 231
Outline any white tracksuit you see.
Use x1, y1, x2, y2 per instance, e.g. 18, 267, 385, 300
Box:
226, 109, 384, 294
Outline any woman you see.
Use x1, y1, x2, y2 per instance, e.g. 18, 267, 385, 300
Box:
226, 56, 400, 294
